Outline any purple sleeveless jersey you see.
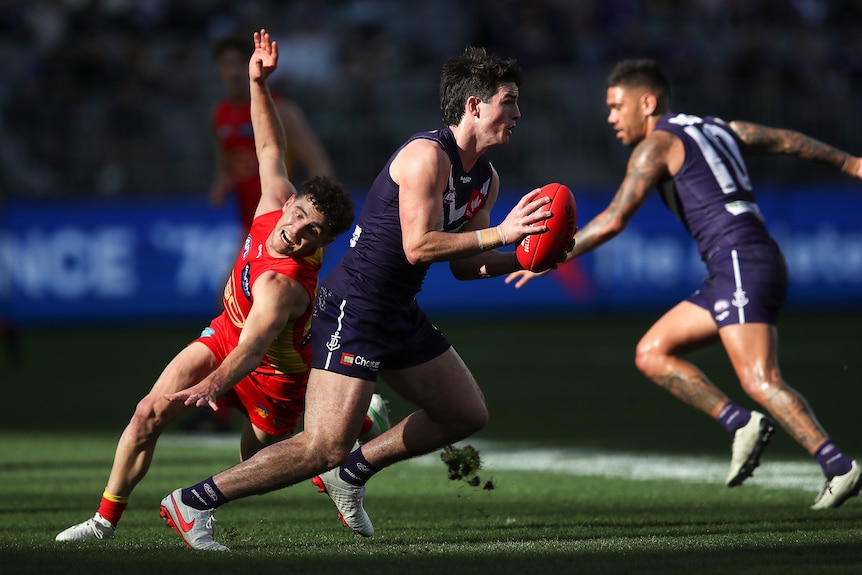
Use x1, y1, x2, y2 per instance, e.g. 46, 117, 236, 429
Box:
653, 113, 774, 262
321, 126, 493, 310
655, 113, 787, 326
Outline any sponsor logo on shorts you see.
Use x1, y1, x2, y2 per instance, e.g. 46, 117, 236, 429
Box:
715, 310, 730, 322
340, 352, 380, 372
242, 235, 252, 259
714, 299, 730, 313
200, 327, 216, 338
241, 262, 252, 300
254, 405, 271, 419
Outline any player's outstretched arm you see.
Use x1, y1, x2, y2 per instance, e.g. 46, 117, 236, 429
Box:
506, 133, 669, 289
165, 273, 303, 410
250, 29, 297, 216
729, 120, 861, 179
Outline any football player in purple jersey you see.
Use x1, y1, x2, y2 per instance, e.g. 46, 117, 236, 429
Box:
509, 58, 862, 509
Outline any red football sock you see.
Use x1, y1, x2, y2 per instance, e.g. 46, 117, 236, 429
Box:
96, 491, 129, 528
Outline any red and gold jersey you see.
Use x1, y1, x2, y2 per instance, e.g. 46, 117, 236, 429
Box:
213, 96, 295, 229
222, 210, 322, 375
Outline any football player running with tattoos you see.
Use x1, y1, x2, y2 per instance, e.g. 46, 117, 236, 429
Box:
508, 58, 862, 509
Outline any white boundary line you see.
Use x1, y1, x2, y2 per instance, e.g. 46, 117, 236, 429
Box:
412, 440, 823, 492
161, 435, 824, 492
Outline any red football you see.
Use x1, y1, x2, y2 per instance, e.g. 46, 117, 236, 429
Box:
516, 183, 577, 273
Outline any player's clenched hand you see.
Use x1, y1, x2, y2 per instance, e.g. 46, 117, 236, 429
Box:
249, 28, 279, 83
497, 188, 552, 245
165, 384, 220, 412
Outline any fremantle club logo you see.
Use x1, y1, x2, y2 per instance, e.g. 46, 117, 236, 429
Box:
732, 288, 749, 309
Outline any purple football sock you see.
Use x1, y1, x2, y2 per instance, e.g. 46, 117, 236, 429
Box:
180, 476, 228, 510
814, 440, 853, 479
717, 401, 751, 434
338, 448, 380, 487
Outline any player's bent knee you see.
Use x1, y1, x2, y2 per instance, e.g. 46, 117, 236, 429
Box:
634, 345, 661, 378
449, 404, 489, 439
468, 404, 490, 433
740, 376, 780, 404
303, 436, 354, 470
128, 395, 174, 440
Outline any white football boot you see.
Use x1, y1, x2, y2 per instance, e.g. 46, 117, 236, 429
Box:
726, 410, 775, 486
55, 512, 116, 541
159, 489, 229, 551
812, 460, 861, 510
312, 467, 374, 537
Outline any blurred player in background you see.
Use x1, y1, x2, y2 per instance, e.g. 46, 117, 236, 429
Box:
159, 41, 567, 550
55, 29, 385, 546
508, 58, 862, 509
210, 32, 334, 233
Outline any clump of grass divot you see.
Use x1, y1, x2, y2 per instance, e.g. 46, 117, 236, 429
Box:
440, 444, 495, 490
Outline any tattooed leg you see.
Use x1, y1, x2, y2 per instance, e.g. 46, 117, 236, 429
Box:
720, 323, 828, 455
635, 301, 728, 417
650, 363, 729, 417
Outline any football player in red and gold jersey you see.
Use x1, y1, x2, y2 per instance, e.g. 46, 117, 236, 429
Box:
56, 30, 355, 545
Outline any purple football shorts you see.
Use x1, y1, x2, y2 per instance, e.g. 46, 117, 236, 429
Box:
687, 242, 788, 327
310, 284, 452, 380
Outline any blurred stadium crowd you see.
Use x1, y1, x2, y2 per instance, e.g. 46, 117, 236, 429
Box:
0, 0, 860, 200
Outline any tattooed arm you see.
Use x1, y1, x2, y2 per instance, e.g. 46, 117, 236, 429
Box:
729, 120, 861, 179
565, 131, 674, 261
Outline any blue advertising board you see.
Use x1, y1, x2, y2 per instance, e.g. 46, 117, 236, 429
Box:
1, 187, 861, 325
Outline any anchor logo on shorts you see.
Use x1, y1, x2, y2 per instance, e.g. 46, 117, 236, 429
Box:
732, 288, 749, 309
326, 331, 341, 352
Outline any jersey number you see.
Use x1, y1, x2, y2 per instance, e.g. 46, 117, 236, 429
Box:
683, 122, 752, 194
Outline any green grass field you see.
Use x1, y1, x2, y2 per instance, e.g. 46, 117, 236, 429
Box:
1, 312, 861, 573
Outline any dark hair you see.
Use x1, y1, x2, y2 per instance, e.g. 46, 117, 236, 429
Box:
297, 176, 355, 238
607, 59, 672, 113
213, 33, 251, 60
440, 46, 522, 127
